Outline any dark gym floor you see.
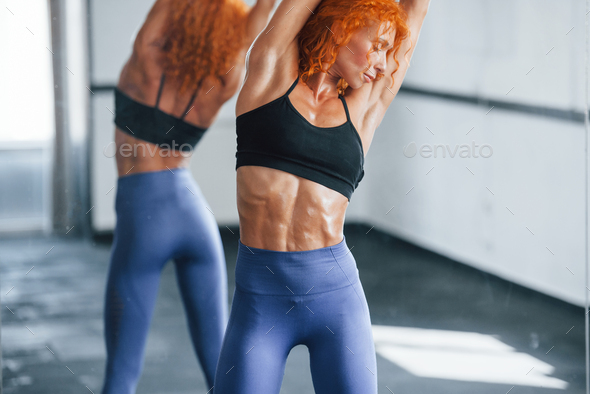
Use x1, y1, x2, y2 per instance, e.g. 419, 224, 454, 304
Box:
1, 224, 586, 394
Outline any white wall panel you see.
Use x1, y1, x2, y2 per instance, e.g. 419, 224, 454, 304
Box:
406, 0, 585, 111
360, 93, 585, 306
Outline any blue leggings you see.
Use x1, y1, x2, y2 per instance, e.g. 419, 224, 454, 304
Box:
213, 238, 377, 394
102, 168, 228, 394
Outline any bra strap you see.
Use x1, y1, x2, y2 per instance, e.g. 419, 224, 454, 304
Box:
155, 73, 166, 109
284, 74, 300, 97
339, 95, 352, 123
181, 91, 198, 119
180, 77, 205, 120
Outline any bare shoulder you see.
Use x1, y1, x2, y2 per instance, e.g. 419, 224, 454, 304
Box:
249, 0, 323, 60
236, 0, 323, 116
117, 0, 173, 94
235, 39, 300, 117
133, 0, 174, 54
214, 47, 249, 103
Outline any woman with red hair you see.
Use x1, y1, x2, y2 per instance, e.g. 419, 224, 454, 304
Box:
101, 0, 276, 393
213, 0, 430, 392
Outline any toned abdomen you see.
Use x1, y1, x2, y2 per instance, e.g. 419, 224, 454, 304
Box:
236, 166, 348, 251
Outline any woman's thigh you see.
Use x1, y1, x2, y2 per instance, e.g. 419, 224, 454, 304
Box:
306, 282, 377, 394
214, 289, 300, 394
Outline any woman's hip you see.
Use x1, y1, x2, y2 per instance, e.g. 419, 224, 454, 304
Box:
234, 236, 361, 296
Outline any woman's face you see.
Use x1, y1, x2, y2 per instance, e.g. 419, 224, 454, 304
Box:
330, 20, 395, 89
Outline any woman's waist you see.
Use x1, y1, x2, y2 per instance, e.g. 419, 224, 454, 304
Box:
114, 165, 203, 206
116, 155, 191, 177
235, 236, 359, 296
114, 129, 192, 176
237, 213, 346, 252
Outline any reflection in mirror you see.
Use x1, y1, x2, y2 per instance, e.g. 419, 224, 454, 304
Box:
0, 0, 588, 393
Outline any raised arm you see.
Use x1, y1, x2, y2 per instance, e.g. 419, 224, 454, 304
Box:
244, 0, 278, 48
249, 0, 324, 60
131, 0, 174, 53
118, 0, 174, 89
218, 0, 278, 101
360, 0, 431, 132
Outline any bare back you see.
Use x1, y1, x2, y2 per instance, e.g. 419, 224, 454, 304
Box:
115, 49, 245, 176
115, 0, 274, 177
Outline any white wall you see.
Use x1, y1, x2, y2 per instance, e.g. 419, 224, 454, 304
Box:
89, 0, 588, 306
357, 94, 586, 306
347, 0, 587, 306
403, 0, 584, 111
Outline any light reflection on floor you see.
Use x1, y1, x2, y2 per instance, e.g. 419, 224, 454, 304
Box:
372, 325, 568, 389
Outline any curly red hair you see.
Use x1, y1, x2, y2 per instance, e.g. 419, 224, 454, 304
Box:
162, 0, 250, 94
298, 0, 411, 95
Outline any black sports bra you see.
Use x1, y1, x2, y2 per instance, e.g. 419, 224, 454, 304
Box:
236, 74, 365, 201
114, 74, 208, 151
